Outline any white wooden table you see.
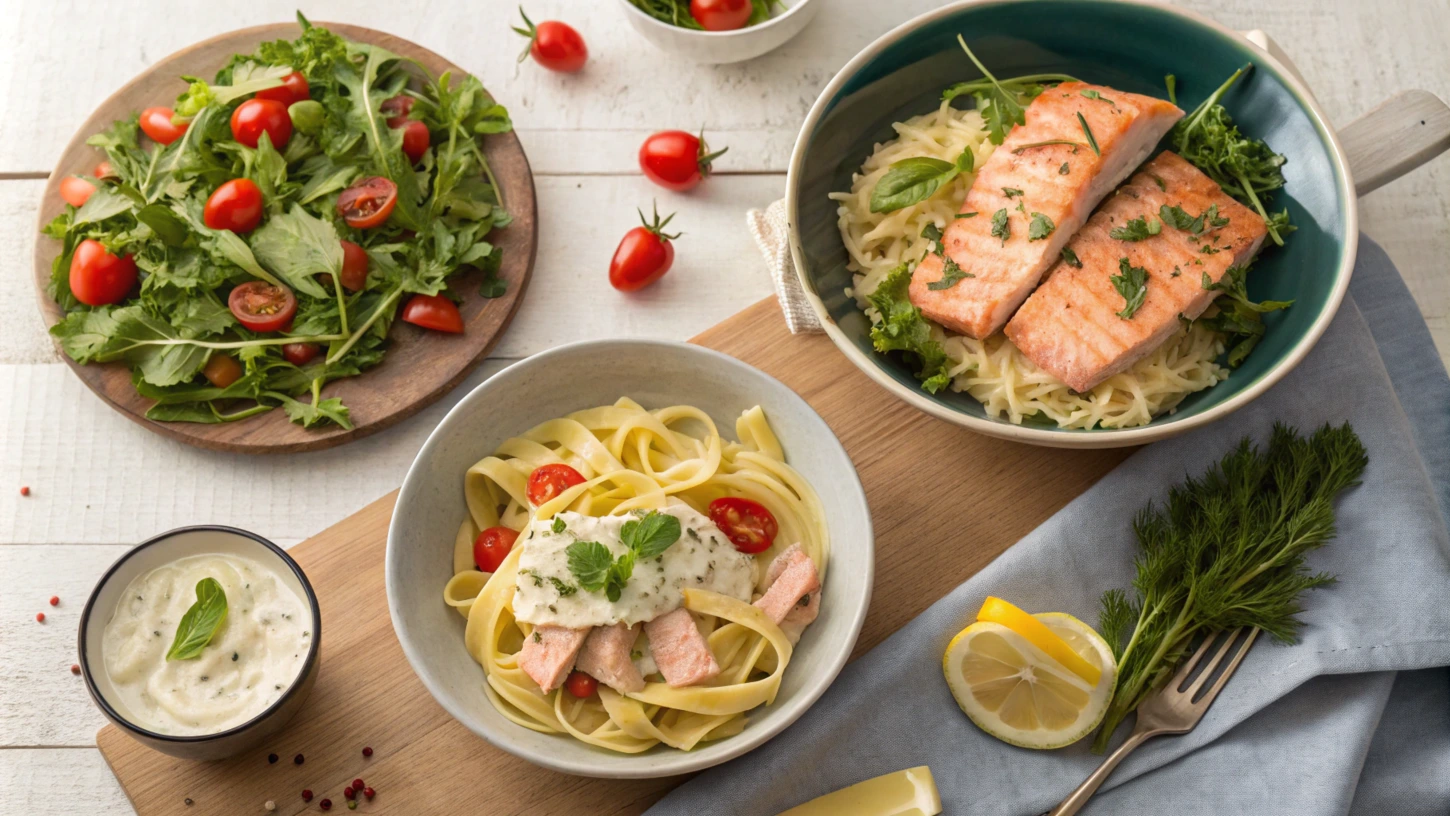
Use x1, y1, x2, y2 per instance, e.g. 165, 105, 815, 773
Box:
2, 1, 1446, 812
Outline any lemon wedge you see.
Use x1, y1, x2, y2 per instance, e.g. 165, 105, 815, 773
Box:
943, 610, 1116, 749
778, 766, 941, 816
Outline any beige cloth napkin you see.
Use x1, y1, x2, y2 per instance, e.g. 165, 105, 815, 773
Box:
746, 199, 824, 334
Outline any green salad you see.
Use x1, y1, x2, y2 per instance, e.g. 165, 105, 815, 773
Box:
44, 13, 514, 429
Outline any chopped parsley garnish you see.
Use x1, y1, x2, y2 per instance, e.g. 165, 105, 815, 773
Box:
1110, 258, 1149, 319
867, 263, 952, 393
928, 256, 975, 290
1080, 89, 1115, 105
955, 211, 979, 219
1011, 139, 1086, 154
551, 517, 566, 534
1059, 162, 1071, 175
1060, 246, 1082, 268
1109, 216, 1162, 242
1002, 187, 1024, 198
1027, 212, 1055, 242
1198, 265, 1294, 365
547, 576, 577, 597
1076, 112, 1100, 156
1159, 203, 1229, 235
990, 208, 1011, 245
1150, 174, 1167, 191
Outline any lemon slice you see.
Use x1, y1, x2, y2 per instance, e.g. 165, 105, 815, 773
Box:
943, 611, 1116, 749
977, 596, 1101, 686
778, 766, 941, 816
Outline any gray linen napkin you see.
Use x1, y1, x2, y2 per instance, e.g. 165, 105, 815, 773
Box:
648, 235, 1450, 815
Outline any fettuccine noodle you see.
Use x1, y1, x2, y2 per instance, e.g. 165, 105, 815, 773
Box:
441, 398, 828, 753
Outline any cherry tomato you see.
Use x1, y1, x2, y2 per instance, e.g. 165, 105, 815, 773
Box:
340, 240, 369, 292
564, 671, 598, 698
204, 178, 264, 233
139, 107, 188, 145
94, 161, 115, 180
68, 239, 137, 306
609, 204, 679, 292
513, 9, 587, 73
639, 130, 727, 192
527, 464, 586, 506
254, 71, 310, 106
59, 176, 96, 208
401, 121, 430, 164
202, 355, 243, 388
708, 497, 778, 554
690, 0, 753, 31
228, 281, 297, 333
230, 98, 293, 149
337, 177, 398, 229
400, 293, 464, 334
380, 95, 415, 128
473, 526, 520, 573
282, 342, 320, 366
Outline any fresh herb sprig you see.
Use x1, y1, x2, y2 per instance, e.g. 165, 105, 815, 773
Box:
1093, 423, 1368, 752
943, 36, 1079, 145
870, 147, 975, 213
44, 14, 513, 429
167, 578, 228, 661
1169, 65, 1293, 246
866, 263, 953, 393
566, 511, 682, 602
1198, 266, 1294, 366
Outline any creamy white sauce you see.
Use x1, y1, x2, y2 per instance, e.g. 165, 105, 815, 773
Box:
513, 506, 756, 628
101, 553, 311, 736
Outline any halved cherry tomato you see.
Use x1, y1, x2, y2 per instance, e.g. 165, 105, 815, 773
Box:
94, 161, 115, 180
202, 354, 243, 388
609, 205, 678, 292
337, 177, 398, 229
380, 95, 415, 128
228, 281, 297, 333
400, 293, 464, 334
230, 98, 293, 149
282, 342, 320, 366
339, 240, 369, 291
204, 178, 264, 233
513, 9, 588, 73
139, 107, 188, 145
640, 130, 727, 193
68, 239, 137, 306
473, 526, 520, 573
401, 120, 430, 164
708, 497, 778, 554
527, 464, 586, 506
254, 71, 310, 106
564, 671, 598, 698
690, 0, 752, 31
59, 176, 96, 208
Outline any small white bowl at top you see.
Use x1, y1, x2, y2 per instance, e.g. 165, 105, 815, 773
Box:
386, 339, 873, 778
616, 0, 822, 64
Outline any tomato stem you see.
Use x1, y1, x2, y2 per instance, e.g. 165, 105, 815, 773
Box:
638, 200, 682, 241
512, 6, 537, 64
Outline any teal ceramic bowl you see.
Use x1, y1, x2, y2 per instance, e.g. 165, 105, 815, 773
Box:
787, 0, 1356, 448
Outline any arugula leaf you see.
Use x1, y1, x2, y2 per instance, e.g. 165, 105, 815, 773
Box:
869, 147, 975, 213
990, 208, 1011, 246
943, 36, 1079, 144
274, 391, 353, 429
166, 578, 228, 660
1028, 212, 1055, 241
621, 511, 682, 560
1110, 258, 1149, 319
867, 263, 953, 393
1109, 216, 1162, 242
73, 187, 136, 225
50, 306, 211, 386
249, 205, 341, 299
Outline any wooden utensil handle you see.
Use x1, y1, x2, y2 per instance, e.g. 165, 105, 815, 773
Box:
1338, 90, 1450, 197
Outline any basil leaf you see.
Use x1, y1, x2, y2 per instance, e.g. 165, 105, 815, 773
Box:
622, 511, 682, 560
167, 577, 228, 661
869, 157, 955, 213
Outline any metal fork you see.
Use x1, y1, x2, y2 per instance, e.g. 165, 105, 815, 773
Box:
1044, 627, 1261, 816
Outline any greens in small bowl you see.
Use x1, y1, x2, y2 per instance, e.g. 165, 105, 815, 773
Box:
41, 14, 516, 432
618, 0, 821, 64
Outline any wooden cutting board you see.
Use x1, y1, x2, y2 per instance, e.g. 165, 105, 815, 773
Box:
96, 298, 1132, 814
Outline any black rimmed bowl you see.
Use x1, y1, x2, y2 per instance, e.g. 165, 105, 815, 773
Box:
786, 0, 1449, 448
78, 526, 322, 761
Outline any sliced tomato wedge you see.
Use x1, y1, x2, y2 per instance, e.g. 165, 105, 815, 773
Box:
400, 293, 464, 334
337, 177, 398, 229
708, 497, 779, 554
527, 464, 586, 506
228, 281, 297, 333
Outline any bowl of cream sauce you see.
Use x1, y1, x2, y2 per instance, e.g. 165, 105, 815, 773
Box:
78, 527, 321, 761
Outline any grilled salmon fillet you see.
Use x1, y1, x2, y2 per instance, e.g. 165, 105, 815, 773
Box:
1004, 151, 1269, 393
910, 82, 1183, 339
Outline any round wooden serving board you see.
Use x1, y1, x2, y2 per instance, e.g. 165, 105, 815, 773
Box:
31, 21, 537, 454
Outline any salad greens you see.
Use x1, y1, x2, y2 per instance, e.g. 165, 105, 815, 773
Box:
626, 0, 782, 30
942, 36, 1079, 145
866, 264, 953, 394
45, 13, 513, 429
1094, 423, 1366, 751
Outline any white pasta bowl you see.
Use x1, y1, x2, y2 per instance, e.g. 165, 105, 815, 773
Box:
386, 339, 873, 778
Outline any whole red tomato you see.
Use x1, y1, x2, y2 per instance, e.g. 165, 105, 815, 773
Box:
639, 130, 728, 192
513, 9, 587, 73
609, 204, 679, 292
69, 239, 137, 306
139, 107, 188, 145
204, 179, 264, 233
690, 0, 753, 31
